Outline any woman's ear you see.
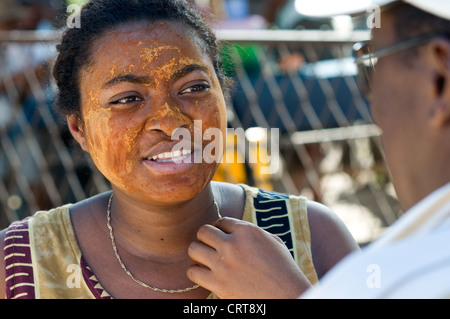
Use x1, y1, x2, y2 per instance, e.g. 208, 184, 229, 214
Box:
66, 115, 89, 151
430, 39, 450, 128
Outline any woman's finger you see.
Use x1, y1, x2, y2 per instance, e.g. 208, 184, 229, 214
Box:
186, 263, 217, 293
187, 240, 217, 267
213, 217, 246, 234
196, 223, 227, 247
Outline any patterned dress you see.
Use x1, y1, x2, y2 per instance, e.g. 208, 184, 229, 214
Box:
4, 184, 318, 298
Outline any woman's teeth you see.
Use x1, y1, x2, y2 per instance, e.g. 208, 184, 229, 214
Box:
148, 149, 191, 162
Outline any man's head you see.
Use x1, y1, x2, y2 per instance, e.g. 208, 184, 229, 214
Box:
298, 0, 450, 210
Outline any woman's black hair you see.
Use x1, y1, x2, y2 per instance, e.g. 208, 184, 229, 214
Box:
53, 0, 227, 120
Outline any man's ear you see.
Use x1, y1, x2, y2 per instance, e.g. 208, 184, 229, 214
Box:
430, 39, 450, 128
66, 115, 89, 151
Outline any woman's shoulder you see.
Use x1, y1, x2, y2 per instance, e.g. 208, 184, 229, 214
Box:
306, 200, 359, 278
0, 204, 73, 243
0, 203, 77, 299
0, 193, 107, 264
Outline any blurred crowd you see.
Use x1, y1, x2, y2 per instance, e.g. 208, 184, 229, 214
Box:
0, 0, 354, 32
0, 0, 64, 31
187, 0, 339, 30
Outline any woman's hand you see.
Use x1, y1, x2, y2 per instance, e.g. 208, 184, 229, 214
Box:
187, 217, 312, 299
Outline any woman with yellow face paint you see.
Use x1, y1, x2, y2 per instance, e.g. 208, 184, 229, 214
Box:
0, 0, 358, 299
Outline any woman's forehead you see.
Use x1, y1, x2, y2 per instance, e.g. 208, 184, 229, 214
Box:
92, 21, 200, 53
87, 21, 209, 70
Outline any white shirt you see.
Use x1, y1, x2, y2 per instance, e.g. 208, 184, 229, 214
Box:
302, 182, 450, 298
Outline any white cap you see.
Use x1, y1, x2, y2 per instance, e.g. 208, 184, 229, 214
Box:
295, 0, 450, 21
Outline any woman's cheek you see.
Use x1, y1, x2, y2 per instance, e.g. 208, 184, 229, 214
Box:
84, 113, 138, 189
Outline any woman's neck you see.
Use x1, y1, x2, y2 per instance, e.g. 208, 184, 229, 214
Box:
107, 183, 219, 260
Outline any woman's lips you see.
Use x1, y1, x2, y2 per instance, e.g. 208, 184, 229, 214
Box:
142, 149, 198, 175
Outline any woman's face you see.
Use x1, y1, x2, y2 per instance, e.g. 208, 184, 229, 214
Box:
71, 21, 227, 204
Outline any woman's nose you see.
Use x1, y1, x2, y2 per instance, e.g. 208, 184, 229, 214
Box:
144, 102, 191, 136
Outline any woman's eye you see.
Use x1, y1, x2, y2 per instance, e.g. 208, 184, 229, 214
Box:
110, 96, 143, 105
180, 83, 210, 95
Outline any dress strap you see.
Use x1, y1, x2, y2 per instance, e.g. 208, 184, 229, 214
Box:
252, 188, 297, 259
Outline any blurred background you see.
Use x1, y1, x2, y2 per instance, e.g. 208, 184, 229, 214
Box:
0, 0, 401, 246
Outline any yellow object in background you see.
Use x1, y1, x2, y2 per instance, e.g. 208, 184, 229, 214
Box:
213, 131, 247, 184
213, 129, 274, 191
